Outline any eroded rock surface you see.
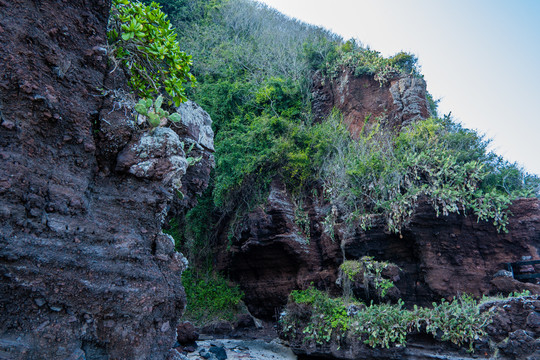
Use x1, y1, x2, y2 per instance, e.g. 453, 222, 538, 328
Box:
224, 185, 540, 319
312, 69, 431, 136
216, 180, 342, 318
0, 1, 214, 359
116, 127, 189, 192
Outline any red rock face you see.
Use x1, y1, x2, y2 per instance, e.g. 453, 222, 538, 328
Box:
216, 180, 342, 318
410, 198, 540, 300
342, 198, 540, 305
0, 1, 213, 359
312, 69, 431, 135
223, 187, 540, 319
218, 68, 540, 320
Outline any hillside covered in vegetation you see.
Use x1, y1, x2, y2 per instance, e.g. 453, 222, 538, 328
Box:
1, 0, 539, 359
148, 1, 540, 357
149, 0, 539, 304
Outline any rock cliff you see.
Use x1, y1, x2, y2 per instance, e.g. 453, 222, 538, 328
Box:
312, 68, 431, 135
0, 1, 213, 359
341, 197, 540, 305
217, 70, 540, 319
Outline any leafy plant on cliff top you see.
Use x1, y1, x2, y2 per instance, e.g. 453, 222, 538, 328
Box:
108, 0, 196, 106
308, 39, 420, 85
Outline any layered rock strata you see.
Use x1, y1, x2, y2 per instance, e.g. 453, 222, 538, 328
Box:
0, 1, 214, 359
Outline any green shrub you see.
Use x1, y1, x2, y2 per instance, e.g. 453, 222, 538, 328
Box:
321, 116, 537, 233
163, 186, 216, 268
339, 258, 397, 302
340, 260, 363, 281
134, 95, 181, 127
281, 288, 493, 351
214, 107, 537, 240
416, 295, 492, 351
322, 47, 420, 85
182, 269, 244, 325
353, 300, 411, 348
285, 287, 352, 344
108, 0, 196, 106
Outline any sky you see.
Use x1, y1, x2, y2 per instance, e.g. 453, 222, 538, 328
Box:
258, 0, 540, 176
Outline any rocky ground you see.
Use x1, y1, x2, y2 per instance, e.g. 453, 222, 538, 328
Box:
176, 339, 296, 360
171, 320, 296, 360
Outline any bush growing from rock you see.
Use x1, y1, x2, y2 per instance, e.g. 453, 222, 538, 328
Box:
280, 287, 493, 351
108, 0, 196, 106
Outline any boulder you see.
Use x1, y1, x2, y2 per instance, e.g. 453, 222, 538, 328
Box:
176, 321, 199, 345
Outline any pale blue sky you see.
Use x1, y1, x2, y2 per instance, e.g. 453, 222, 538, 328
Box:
258, 0, 540, 175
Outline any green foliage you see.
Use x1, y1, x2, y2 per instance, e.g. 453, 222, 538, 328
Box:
213, 107, 346, 209
318, 44, 420, 85
340, 260, 362, 281
134, 95, 181, 127
340, 257, 396, 301
416, 295, 492, 352
214, 107, 537, 241
108, 0, 196, 106
182, 269, 244, 325
285, 287, 352, 344
193, 80, 255, 132
182, 188, 215, 266
359, 256, 395, 299
163, 186, 216, 268
163, 216, 182, 250
510, 289, 531, 297
426, 91, 440, 117
322, 116, 538, 233
480, 289, 533, 304
353, 300, 410, 348
142, 0, 214, 26
293, 199, 310, 239
281, 288, 493, 351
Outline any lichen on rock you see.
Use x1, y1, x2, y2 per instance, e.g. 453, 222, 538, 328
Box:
116, 127, 189, 192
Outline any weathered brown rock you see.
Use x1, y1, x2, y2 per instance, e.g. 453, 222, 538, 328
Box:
176, 321, 199, 345
340, 198, 540, 305
0, 1, 213, 359
216, 179, 342, 318
217, 176, 540, 317
491, 276, 540, 295
312, 69, 431, 136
